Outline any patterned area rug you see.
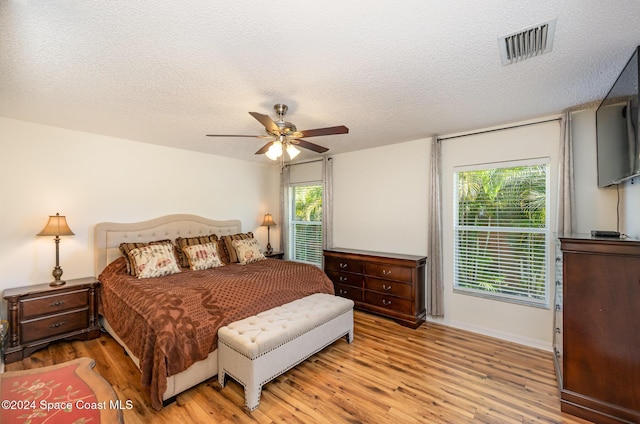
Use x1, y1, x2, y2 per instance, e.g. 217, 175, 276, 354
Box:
0, 357, 123, 423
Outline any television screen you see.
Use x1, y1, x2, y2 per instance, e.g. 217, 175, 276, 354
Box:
596, 46, 640, 187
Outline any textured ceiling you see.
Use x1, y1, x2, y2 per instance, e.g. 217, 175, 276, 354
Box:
2, 1, 640, 164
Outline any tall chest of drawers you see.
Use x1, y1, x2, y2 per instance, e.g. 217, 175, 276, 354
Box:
323, 248, 426, 328
555, 236, 640, 423
3, 277, 101, 363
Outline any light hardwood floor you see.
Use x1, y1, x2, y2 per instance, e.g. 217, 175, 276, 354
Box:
6, 311, 591, 423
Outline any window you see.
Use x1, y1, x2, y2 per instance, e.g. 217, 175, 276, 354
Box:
453, 160, 549, 307
288, 184, 323, 266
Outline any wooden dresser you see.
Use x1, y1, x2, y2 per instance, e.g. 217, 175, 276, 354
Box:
3, 277, 101, 363
323, 248, 426, 328
555, 235, 640, 423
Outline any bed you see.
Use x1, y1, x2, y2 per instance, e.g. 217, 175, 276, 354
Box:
94, 214, 334, 410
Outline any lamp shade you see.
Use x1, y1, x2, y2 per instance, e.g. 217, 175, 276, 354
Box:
261, 213, 276, 227
37, 213, 75, 237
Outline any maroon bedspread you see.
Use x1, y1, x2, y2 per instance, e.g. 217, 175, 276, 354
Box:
98, 257, 334, 410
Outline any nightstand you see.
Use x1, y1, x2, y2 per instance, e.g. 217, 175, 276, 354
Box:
3, 277, 101, 364
264, 251, 284, 259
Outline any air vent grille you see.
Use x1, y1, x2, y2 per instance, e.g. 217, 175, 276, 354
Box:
499, 19, 556, 66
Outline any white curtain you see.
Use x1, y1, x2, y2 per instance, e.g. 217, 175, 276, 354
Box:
556, 111, 575, 235
428, 137, 444, 317
280, 165, 291, 259
322, 157, 333, 250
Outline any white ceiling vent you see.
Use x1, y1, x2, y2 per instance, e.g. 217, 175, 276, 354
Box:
499, 19, 556, 66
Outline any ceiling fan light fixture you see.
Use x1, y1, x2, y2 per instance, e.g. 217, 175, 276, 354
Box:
265, 140, 283, 160
286, 144, 301, 159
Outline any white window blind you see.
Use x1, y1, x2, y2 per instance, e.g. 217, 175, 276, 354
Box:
454, 161, 549, 307
289, 184, 323, 266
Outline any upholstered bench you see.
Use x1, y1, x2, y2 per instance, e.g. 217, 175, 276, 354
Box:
217, 293, 354, 410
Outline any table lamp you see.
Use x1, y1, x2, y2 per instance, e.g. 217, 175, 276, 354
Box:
37, 213, 75, 286
261, 214, 275, 254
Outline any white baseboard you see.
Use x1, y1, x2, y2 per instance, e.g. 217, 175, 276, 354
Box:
425, 316, 553, 352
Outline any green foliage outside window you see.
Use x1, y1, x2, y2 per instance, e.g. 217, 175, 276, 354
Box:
291, 185, 323, 266
455, 164, 548, 305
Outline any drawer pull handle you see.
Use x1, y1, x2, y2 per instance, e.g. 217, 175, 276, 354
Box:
50, 300, 65, 307
382, 284, 392, 291
339, 276, 347, 282
382, 299, 392, 306
339, 289, 348, 295
339, 263, 348, 269
382, 270, 391, 275
49, 321, 66, 329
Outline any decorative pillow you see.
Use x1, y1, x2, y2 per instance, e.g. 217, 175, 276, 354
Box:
119, 239, 175, 276
182, 242, 223, 270
232, 238, 266, 265
215, 239, 231, 264
174, 234, 219, 267
221, 232, 254, 263
128, 243, 181, 278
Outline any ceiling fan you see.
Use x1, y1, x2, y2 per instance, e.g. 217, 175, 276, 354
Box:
206, 104, 349, 162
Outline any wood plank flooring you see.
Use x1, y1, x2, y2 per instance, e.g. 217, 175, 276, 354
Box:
5, 311, 592, 423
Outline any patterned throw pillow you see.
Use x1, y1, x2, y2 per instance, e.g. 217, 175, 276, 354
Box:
174, 234, 219, 267
232, 238, 266, 265
182, 242, 224, 271
119, 239, 176, 276
221, 232, 254, 263
128, 243, 182, 278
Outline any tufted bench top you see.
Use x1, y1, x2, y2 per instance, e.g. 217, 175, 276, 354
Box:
218, 293, 354, 359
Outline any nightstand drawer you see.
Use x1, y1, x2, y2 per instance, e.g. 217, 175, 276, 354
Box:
21, 309, 88, 343
21, 290, 88, 319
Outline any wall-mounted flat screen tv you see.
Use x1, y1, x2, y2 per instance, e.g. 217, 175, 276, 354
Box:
596, 46, 640, 187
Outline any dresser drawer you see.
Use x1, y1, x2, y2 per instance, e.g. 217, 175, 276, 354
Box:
324, 256, 363, 274
365, 277, 412, 298
326, 270, 364, 288
21, 290, 88, 319
21, 309, 89, 343
364, 291, 412, 314
364, 263, 412, 283
335, 284, 363, 302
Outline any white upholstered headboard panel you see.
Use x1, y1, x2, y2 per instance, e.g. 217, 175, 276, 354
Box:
94, 214, 242, 277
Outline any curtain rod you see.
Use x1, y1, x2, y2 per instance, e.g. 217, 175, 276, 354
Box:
437, 117, 561, 141
284, 157, 331, 168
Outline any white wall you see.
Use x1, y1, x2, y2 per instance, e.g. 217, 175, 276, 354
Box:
331, 139, 429, 256
0, 117, 280, 301
571, 108, 640, 237
571, 109, 620, 233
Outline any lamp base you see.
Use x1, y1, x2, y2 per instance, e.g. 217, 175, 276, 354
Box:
50, 265, 65, 287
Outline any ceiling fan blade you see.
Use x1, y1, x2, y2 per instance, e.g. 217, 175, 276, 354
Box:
255, 142, 273, 155
299, 125, 349, 138
293, 138, 329, 153
249, 112, 280, 135
206, 134, 263, 137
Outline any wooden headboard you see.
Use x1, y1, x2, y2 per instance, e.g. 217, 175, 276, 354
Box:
94, 214, 242, 277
